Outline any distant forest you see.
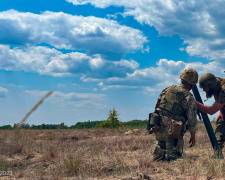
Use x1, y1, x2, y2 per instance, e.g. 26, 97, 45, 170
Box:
0, 119, 148, 130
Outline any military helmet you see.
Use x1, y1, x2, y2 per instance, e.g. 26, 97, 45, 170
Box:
179, 68, 198, 85
199, 73, 217, 89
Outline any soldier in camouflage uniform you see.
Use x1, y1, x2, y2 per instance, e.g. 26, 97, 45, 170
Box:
151, 68, 198, 161
197, 73, 225, 152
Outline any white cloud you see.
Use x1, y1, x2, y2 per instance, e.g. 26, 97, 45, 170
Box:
114, 59, 139, 70
142, 45, 150, 53
66, 0, 140, 8
67, 0, 225, 62
0, 45, 139, 78
126, 59, 186, 84
0, 10, 147, 60
89, 55, 104, 69
85, 59, 225, 94
0, 45, 61, 73
54, 91, 106, 101
25, 90, 106, 100
24, 90, 107, 110
0, 87, 8, 98
101, 85, 141, 91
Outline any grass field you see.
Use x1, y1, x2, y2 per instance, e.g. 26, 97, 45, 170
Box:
0, 123, 224, 180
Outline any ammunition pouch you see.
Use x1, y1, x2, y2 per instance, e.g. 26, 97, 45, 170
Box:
147, 112, 162, 131
168, 120, 183, 139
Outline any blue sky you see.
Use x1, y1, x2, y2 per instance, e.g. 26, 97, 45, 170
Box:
0, 0, 224, 125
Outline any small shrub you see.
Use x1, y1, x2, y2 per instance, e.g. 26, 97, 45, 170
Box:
0, 159, 11, 171
62, 154, 81, 175
96, 121, 112, 128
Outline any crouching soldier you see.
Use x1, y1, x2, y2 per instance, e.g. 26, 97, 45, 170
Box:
196, 73, 225, 154
148, 68, 198, 161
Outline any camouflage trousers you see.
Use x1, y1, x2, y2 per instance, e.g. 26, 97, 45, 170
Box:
215, 118, 225, 150
153, 117, 184, 161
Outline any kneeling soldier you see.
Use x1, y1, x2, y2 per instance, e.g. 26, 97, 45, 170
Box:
149, 68, 198, 161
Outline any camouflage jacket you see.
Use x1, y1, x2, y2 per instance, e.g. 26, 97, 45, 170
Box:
214, 78, 225, 119
155, 84, 197, 132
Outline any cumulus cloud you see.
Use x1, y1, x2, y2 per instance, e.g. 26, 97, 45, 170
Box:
66, 0, 137, 8
0, 87, 8, 98
67, 0, 225, 62
1, 8, 224, 93
92, 62, 179, 92
84, 59, 225, 94
8, 42, 220, 93
0, 10, 147, 60
0, 45, 139, 78
0, 45, 61, 73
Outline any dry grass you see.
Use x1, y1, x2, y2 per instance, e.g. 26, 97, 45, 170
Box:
0, 125, 224, 179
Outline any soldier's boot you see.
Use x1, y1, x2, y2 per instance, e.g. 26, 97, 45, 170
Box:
153, 145, 165, 161
218, 143, 224, 151
214, 143, 224, 159
165, 147, 182, 162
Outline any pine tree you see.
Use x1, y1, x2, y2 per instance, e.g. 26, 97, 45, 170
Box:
96, 107, 122, 128
107, 107, 121, 128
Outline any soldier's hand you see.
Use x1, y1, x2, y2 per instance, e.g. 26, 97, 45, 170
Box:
189, 131, 196, 148
189, 137, 195, 147
216, 112, 223, 123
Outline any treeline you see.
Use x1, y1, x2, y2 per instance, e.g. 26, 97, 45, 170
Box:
70, 121, 104, 129
0, 119, 147, 130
